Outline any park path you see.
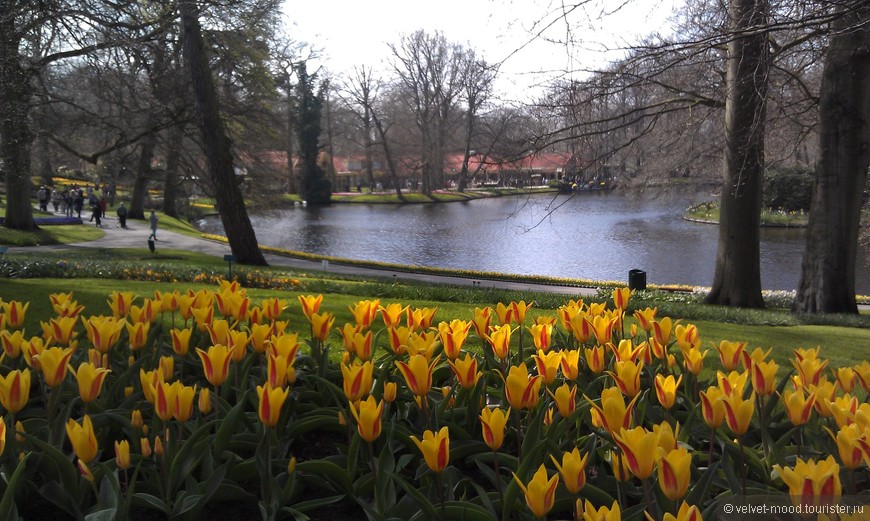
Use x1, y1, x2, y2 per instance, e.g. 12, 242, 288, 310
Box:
9, 212, 598, 298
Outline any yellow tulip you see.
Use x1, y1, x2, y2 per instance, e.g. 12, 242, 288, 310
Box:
699, 386, 726, 429
382, 382, 397, 403
349, 331, 373, 361
410, 426, 450, 473
341, 360, 374, 402
773, 456, 842, 505
50, 292, 83, 317
471, 306, 493, 339
653, 421, 679, 453
611, 339, 643, 363
608, 360, 643, 397
141, 437, 152, 458
191, 305, 214, 332
81, 316, 125, 354
198, 388, 212, 415
560, 349, 581, 380
581, 499, 621, 521
126, 321, 151, 351
569, 312, 593, 343
664, 503, 704, 521
793, 356, 829, 387
750, 359, 779, 396
2, 300, 29, 329
502, 364, 543, 410
781, 388, 816, 426
0, 419, 7, 456
549, 383, 577, 418
0, 369, 30, 413
825, 424, 866, 470
834, 367, 856, 393
808, 380, 837, 417
854, 361, 870, 392
494, 302, 514, 326
438, 320, 472, 359
652, 316, 673, 345
512, 464, 558, 518
107, 291, 135, 319
613, 426, 660, 479
674, 323, 700, 353
260, 297, 287, 322
589, 315, 617, 345
248, 323, 273, 354
348, 299, 380, 328
739, 346, 772, 371
310, 312, 335, 341
172, 382, 197, 422
131, 409, 144, 430
586, 386, 638, 434
533, 349, 561, 385
196, 345, 233, 386
633, 307, 657, 333
683, 347, 707, 375
479, 407, 509, 451
722, 391, 755, 436
407, 306, 437, 330
527, 323, 553, 353
396, 355, 439, 397
385, 326, 411, 356
556, 299, 583, 332
0, 330, 25, 359
65, 415, 98, 464
338, 323, 362, 353
657, 447, 692, 501
204, 319, 232, 347
115, 440, 131, 469
448, 353, 481, 390
34, 346, 74, 387
584, 345, 607, 374
484, 324, 513, 360
510, 300, 532, 324
716, 340, 746, 371
257, 383, 290, 427
827, 394, 859, 429
654, 374, 682, 409
717, 370, 749, 397
612, 287, 631, 310
298, 294, 323, 321
349, 395, 384, 442
550, 448, 588, 494
379, 303, 408, 328
129, 298, 159, 324
151, 381, 175, 422
72, 362, 111, 403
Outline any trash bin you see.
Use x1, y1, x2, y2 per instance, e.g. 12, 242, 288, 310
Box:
628, 269, 646, 291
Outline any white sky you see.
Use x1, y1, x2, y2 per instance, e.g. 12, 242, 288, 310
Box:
282, 0, 679, 100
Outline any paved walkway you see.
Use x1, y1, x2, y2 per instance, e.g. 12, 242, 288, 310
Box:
10, 213, 599, 298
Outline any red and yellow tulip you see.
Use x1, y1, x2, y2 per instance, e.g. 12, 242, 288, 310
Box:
550, 447, 588, 494
341, 360, 374, 402
480, 407, 509, 451
396, 355, 439, 397
72, 362, 110, 403
66, 415, 98, 464
410, 426, 450, 473
657, 447, 692, 500
196, 345, 233, 386
0, 369, 30, 413
502, 363, 542, 410
512, 464, 558, 518
257, 383, 290, 427
349, 395, 384, 442
448, 353, 481, 390
613, 426, 660, 479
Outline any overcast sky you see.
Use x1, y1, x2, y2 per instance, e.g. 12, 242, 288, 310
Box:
282, 0, 679, 100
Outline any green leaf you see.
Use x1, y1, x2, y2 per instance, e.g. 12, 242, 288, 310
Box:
295, 460, 353, 493
290, 494, 345, 512
685, 462, 720, 507
409, 501, 495, 521
0, 453, 30, 521
84, 509, 117, 521
285, 415, 342, 440
39, 480, 82, 519
213, 397, 247, 456
21, 431, 80, 496
388, 471, 438, 521
131, 492, 169, 514
168, 418, 215, 494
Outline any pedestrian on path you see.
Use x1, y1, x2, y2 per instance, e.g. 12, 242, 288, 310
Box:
148, 210, 159, 240
116, 202, 128, 228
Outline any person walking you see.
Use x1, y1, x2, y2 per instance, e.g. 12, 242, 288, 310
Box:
116, 202, 128, 228
148, 210, 159, 240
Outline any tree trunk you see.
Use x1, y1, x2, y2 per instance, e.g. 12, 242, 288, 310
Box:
128, 131, 156, 220
705, 0, 769, 308
180, 0, 266, 266
285, 87, 297, 194
793, 3, 870, 314
372, 112, 404, 201
0, 14, 37, 231
162, 127, 183, 219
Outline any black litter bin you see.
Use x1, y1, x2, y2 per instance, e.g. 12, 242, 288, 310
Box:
628, 269, 647, 291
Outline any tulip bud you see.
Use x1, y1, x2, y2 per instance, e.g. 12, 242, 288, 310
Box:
338, 411, 347, 426
124, 386, 134, 397
140, 437, 152, 457
383, 382, 397, 403
288, 456, 297, 474
15, 421, 24, 443
154, 436, 164, 456
115, 440, 131, 470
159, 356, 174, 378
198, 389, 212, 415
286, 366, 297, 385
131, 409, 144, 430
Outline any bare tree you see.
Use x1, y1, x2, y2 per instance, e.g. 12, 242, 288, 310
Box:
180, 0, 266, 265
794, 1, 870, 313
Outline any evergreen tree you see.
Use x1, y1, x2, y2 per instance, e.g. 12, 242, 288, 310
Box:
294, 63, 331, 204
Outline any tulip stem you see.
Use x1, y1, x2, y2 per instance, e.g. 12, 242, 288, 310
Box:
737, 435, 747, 496
436, 472, 446, 521
492, 452, 504, 515
513, 412, 522, 460
642, 478, 656, 519
708, 428, 716, 466
369, 442, 384, 517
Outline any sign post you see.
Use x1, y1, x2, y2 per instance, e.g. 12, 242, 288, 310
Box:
224, 254, 237, 280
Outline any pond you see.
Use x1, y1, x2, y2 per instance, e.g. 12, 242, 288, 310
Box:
199, 191, 870, 294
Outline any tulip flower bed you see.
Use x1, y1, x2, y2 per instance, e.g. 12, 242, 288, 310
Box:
0, 284, 868, 521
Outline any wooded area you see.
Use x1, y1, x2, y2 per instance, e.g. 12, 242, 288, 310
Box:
1, 0, 867, 312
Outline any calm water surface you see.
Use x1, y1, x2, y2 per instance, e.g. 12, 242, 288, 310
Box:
200, 191, 870, 293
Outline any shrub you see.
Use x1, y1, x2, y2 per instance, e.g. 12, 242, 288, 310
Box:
763, 164, 814, 212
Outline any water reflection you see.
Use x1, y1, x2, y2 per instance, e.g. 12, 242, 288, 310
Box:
202, 192, 870, 293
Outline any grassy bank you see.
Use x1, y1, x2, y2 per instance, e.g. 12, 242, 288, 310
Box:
685, 201, 809, 227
